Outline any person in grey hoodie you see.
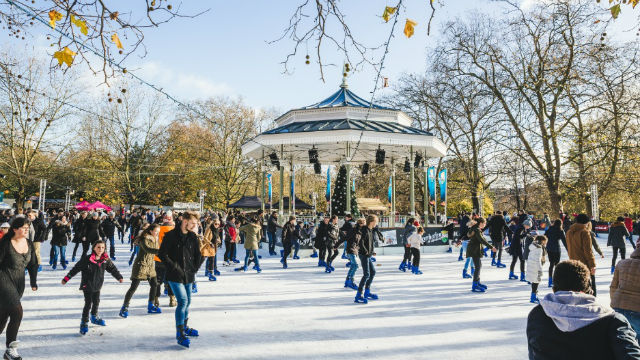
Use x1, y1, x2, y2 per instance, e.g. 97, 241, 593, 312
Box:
527, 259, 640, 359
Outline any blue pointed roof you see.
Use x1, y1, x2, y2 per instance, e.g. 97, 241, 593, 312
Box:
299, 85, 393, 110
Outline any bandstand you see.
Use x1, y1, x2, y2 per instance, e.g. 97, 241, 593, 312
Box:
242, 77, 447, 226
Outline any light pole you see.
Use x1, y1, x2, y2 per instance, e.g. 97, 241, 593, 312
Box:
197, 189, 206, 213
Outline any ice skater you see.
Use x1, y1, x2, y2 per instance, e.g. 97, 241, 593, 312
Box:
119, 224, 162, 318
0, 217, 38, 360
466, 217, 496, 293
280, 216, 297, 269
408, 227, 424, 275
62, 240, 123, 335
344, 218, 364, 290
509, 218, 531, 281
237, 217, 263, 273
526, 235, 547, 304
158, 211, 202, 348
459, 237, 475, 279
324, 215, 340, 273
399, 218, 417, 272
354, 215, 379, 304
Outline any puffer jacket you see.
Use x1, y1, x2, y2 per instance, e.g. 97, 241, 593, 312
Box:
63, 252, 122, 292
130, 233, 159, 280
50, 221, 72, 247
526, 241, 546, 284
566, 223, 596, 270
466, 225, 492, 258
610, 247, 640, 313
608, 222, 631, 249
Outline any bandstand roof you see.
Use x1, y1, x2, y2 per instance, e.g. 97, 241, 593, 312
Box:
242, 82, 447, 166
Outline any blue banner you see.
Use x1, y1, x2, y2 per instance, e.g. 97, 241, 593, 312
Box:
438, 168, 447, 205
267, 173, 272, 204
326, 167, 331, 201
352, 179, 355, 192
387, 175, 392, 202
290, 169, 295, 200
428, 166, 436, 204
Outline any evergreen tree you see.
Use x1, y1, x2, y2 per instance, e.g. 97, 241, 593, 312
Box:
331, 165, 360, 217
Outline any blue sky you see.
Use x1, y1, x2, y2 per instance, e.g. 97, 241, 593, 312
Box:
3, 1, 638, 113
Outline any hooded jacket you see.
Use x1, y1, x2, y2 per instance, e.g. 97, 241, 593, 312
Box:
545, 225, 567, 254
527, 291, 640, 359
566, 223, 596, 270
63, 252, 122, 292
158, 228, 202, 284
610, 247, 640, 313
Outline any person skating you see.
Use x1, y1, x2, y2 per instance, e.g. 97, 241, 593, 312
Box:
354, 215, 379, 304
459, 237, 475, 279
442, 218, 456, 253
293, 220, 303, 260
120, 224, 162, 318
527, 260, 640, 359
344, 218, 364, 290
62, 240, 123, 335
458, 212, 471, 261
266, 212, 281, 256
0, 217, 38, 360
71, 211, 88, 261
526, 235, 548, 303
566, 214, 598, 296
399, 218, 417, 272
608, 216, 634, 274
340, 214, 355, 259
155, 213, 176, 308
487, 211, 511, 268
223, 215, 238, 265
237, 217, 263, 273
280, 216, 296, 269
408, 227, 424, 275
509, 219, 532, 281
315, 216, 330, 267
202, 218, 222, 280
545, 219, 566, 288
324, 215, 340, 273
50, 215, 71, 270
158, 211, 202, 348
467, 217, 496, 293
101, 212, 123, 260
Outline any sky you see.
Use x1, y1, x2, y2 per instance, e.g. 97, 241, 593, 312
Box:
2, 0, 639, 115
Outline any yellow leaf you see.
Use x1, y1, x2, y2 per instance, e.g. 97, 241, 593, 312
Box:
48, 10, 62, 29
610, 4, 621, 19
53, 47, 76, 67
631, 0, 639, 8
404, 19, 417, 38
382, 6, 397, 23
111, 33, 123, 49
70, 14, 88, 35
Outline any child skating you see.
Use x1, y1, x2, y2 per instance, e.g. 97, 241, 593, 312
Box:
526, 235, 547, 304
62, 240, 123, 335
407, 227, 424, 274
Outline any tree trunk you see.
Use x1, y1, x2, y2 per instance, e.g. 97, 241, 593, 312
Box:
548, 185, 563, 217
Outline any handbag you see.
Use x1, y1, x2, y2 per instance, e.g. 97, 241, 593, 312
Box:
199, 235, 216, 257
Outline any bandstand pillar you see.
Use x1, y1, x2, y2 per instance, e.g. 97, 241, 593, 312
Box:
279, 145, 284, 216
345, 143, 351, 215
290, 158, 296, 215
423, 150, 428, 224
410, 146, 415, 216
261, 151, 266, 213
391, 158, 396, 228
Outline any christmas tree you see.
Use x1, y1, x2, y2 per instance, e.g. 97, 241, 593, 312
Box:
331, 165, 360, 217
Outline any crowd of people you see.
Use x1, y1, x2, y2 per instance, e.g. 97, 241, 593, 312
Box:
0, 205, 639, 358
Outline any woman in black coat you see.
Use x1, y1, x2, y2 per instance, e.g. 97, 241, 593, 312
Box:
71, 212, 88, 261
545, 219, 566, 287
354, 215, 379, 304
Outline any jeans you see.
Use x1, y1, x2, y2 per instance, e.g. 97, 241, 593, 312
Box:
591, 275, 597, 297
168, 281, 192, 328
52, 245, 66, 267
293, 240, 300, 257
244, 249, 259, 268
154, 262, 173, 298
130, 246, 139, 264
614, 308, 640, 341
267, 231, 276, 254
326, 244, 338, 265
357, 255, 376, 293
347, 253, 359, 279
464, 257, 475, 270
107, 234, 115, 258
224, 240, 233, 262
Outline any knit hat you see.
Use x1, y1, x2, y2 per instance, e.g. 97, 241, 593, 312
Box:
522, 219, 533, 228
0, 222, 9, 228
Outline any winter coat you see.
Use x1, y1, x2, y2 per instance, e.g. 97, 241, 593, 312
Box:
357, 226, 376, 257
527, 291, 640, 359
326, 223, 340, 247
526, 241, 546, 284
346, 225, 360, 255
608, 222, 631, 249
545, 225, 566, 254
50, 221, 71, 247
459, 215, 470, 240
315, 222, 329, 248
267, 215, 281, 233
154, 225, 175, 262
466, 226, 492, 259
610, 247, 640, 314
130, 233, 159, 280
129, 215, 144, 231
63, 252, 122, 292
202, 224, 221, 256
488, 215, 510, 240
408, 233, 422, 250
340, 220, 356, 242
101, 217, 122, 238
625, 217, 634, 234
566, 223, 596, 270
31, 217, 47, 243
510, 226, 529, 257
158, 228, 202, 284
402, 222, 417, 245
240, 223, 262, 250
72, 216, 86, 243
281, 222, 297, 245
83, 218, 105, 244
224, 221, 238, 243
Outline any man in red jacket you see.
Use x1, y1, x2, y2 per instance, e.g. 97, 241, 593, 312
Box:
625, 213, 634, 246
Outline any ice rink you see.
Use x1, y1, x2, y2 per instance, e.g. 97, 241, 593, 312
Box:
17, 235, 620, 360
